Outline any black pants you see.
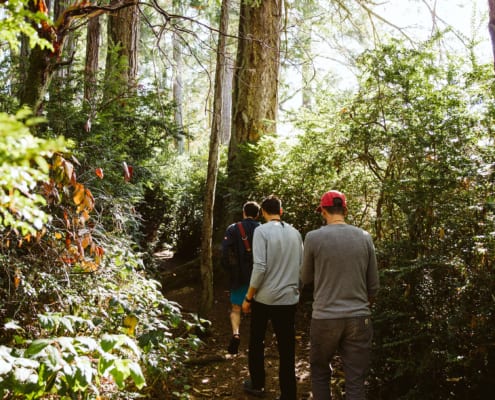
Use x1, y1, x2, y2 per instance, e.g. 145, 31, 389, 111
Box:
248, 301, 297, 400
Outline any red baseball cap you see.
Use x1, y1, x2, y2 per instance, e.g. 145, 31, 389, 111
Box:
316, 190, 347, 211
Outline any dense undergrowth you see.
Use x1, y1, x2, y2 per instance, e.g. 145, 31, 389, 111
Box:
0, 112, 204, 399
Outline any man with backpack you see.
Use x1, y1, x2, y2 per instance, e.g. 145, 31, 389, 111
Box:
221, 201, 261, 355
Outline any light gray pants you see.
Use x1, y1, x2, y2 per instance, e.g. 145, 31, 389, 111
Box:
310, 317, 373, 400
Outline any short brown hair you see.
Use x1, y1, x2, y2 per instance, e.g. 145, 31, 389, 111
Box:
243, 201, 260, 218
261, 195, 281, 215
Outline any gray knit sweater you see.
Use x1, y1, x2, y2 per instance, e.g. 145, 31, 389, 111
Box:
250, 220, 303, 306
300, 224, 379, 319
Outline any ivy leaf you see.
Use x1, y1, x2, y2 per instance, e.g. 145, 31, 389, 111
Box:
58, 337, 77, 355
45, 344, 64, 369
74, 356, 93, 389
4, 321, 23, 331
109, 359, 131, 389
14, 366, 37, 383
128, 361, 146, 389
0, 358, 12, 374
100, 334, 124, 352
25, 339, 51, 357
75, 337, 98, 353
59, 317, 74, 334
97, 353, 115, 375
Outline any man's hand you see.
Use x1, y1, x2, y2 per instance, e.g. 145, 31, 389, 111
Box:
242, 299, 252, 314
243, 287, 256, 314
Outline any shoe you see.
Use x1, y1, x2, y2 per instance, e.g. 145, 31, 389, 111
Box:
243, 379, 265, 397
227, 334, 240, 354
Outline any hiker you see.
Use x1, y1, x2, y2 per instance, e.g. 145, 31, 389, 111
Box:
300, 190, 380, 400
221, 201, 261, 355
242, 195, 303, 400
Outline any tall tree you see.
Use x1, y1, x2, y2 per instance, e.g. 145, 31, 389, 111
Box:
105, 0, 140, 92
84, 16, 101, 103
172, 32, 185, 152
18, 0, 62, 111
172, 1, 185, 153
199, 0, 231, 316
489, 0, 495, 70
53, 0, 75, 79
227, 0, 283, 201
299, 0, 316, 109
221, 52, 234, 144
83, 15, 101, 132
17, 0, 134, 112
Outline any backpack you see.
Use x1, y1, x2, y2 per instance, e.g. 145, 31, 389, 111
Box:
236, 221, 254, 284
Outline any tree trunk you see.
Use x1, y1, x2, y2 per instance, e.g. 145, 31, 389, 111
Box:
18, 35, 31, 101
489, 0, 495, 71
199, 0, 230, 317
300, 0, 314, 109
19, 45, 57, 112
17, 0, 132, 112
53, 0, 75, 79
84, 16, 101, 103
224, 0, 282, 218
18, 0, 56, 110
221, 52, 233, 144
173, 30, 185, 153
105, 1, 140, 92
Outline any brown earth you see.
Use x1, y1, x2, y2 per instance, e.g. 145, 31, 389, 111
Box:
159, 254, 323, 400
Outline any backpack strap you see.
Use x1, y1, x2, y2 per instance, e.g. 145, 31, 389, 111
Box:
237, 222, 251, 252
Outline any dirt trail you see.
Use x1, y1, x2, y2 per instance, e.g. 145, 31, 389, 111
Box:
162, 263, 314, 399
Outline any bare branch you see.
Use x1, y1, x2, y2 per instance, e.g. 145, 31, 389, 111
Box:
354, 0, 416, 44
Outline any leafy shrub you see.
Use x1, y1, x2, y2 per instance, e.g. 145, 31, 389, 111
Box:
1, 320, 145, 399
1, 136, 202, 398
1, 264, 201, 398
136, 151, 208, 259
256, 38, 495, 398
1, 5, 203, 398
0, 109, 68, 237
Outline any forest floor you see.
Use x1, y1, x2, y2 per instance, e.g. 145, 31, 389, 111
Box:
158, 253, 319, 400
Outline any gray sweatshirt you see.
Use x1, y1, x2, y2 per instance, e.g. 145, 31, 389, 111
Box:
250, 221, 303, 305
300, 224, 379, 319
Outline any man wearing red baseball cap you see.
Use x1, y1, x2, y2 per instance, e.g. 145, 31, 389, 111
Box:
316, 190, 348, 212
301, 190, 379, 400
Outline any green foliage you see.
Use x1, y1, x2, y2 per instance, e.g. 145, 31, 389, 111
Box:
221, 141, 264, 219
340, 39, 495, 399
136, 150, 208, 258
253, 90, 371, 232
0, 3, 204, 399
45, 70, 181, 177
0, 0, 53, 52
1, 147, 203, 398
3, 2, 495, 398
0, 320, 145, 398
253, 37, 495, 398
0, 109, 68, 236
1, 222, 202, 399
41, 62, 189, 250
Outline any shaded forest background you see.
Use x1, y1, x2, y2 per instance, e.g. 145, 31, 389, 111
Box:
0, 0, 494, 399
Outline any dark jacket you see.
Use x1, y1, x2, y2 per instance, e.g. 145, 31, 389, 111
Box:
221, 218, 260, 289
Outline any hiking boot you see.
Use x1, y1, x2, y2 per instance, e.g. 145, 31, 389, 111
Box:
243, 379, 265, 397
227, 334, 240, 354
